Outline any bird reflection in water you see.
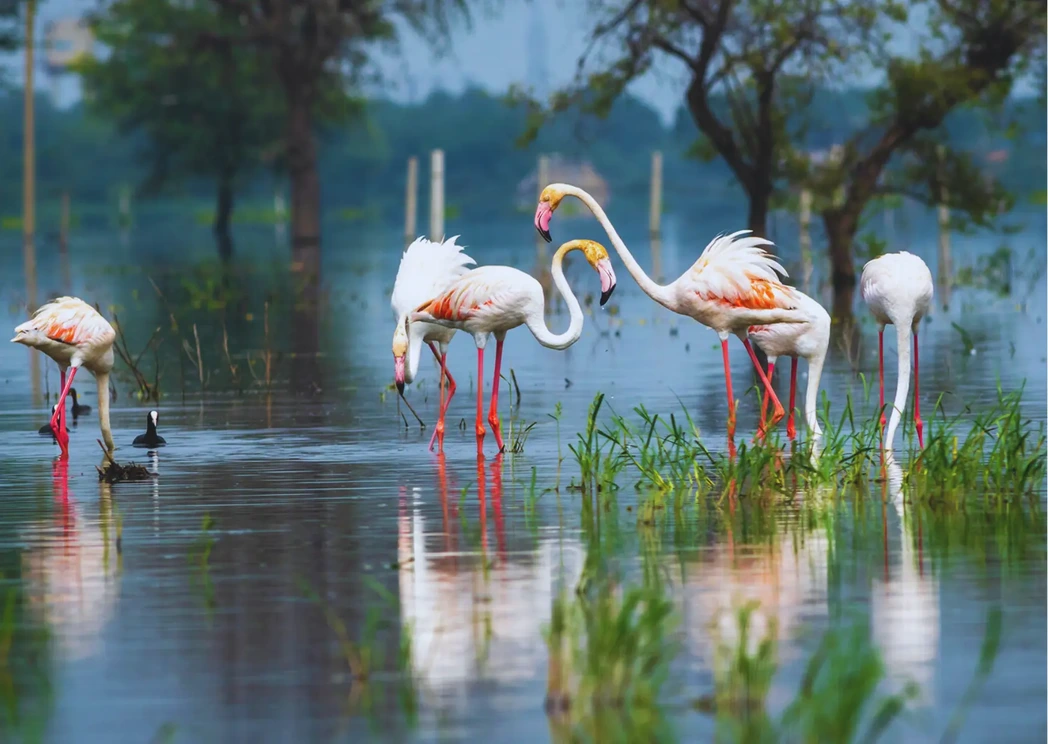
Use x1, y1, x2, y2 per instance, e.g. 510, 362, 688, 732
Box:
397, 453, 583, 711
20, 458, 122, 662
871, 460, 939, 704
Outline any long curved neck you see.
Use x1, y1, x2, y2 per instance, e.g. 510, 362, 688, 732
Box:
96, 371, 114, 452
526, 244, 585, 350
403, 317, 425, 383
805, 348, 826, 439
884, 324, 912, 453
564, 185, 675, 310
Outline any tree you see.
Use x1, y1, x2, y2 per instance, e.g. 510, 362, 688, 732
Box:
76, 0, 288, 259
203, 0, 467, 277
794, 0, 1046, 317
515, 0, 888, 238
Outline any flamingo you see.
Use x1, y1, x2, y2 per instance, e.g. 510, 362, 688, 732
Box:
12, 297, 116, 457
749, 290, 830, 442
391, 235, 476, 452
132, 410, 166, 448
410, 239, 617, 453
535, 184, 803, 452
860, 251, 933, 455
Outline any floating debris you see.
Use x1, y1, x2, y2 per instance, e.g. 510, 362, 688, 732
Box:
96, 440, 156, 483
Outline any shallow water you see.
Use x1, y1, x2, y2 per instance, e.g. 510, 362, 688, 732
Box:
0, 211, 1045, 743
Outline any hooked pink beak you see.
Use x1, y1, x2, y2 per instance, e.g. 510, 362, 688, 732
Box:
394, 355, 406, 394
535, 202, 553, 243
596, 258, 617, 306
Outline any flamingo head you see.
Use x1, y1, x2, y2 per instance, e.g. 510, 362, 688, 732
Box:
392, 321, 409, 394
576, 240, 617, 307
535, 184, 568, 243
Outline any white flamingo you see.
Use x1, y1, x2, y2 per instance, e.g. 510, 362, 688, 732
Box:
535, 184, 806, 454
749, 291, 830, 443
860, 252, 933, 455
12, 297, 116, 456
392, 235, 476, 452
411, 239, 617, 453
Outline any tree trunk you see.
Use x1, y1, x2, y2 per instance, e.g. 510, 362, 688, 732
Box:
747, 186, 771, 238
824, 210, 858, 321
214, 171, 234, 263
286, 92, 321, 281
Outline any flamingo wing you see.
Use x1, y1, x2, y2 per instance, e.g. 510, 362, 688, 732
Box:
392, 235, 476, 319
15, 297, 115, 347
412, 267, 528, 326
685, 231, 797, 311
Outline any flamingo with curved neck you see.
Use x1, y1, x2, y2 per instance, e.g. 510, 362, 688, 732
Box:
536, 183, 810, 454
411, 239, 617, 453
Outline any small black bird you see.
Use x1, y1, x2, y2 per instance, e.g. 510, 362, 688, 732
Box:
38, 404, 58, 438
132, 410, 166, 448
70, 388, 91, 417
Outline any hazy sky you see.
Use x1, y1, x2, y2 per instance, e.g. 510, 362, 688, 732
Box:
3, 0, 933, 124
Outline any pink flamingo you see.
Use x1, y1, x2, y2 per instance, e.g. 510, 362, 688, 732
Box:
12, 297, 116, 457
535, 184, 804, 454
411, 239, 616, 453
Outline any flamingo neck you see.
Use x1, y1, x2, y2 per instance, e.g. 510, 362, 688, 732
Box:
562, 185, 676, 310
805, 348, 826, 440
96, 371, 114, 452
525, 243, 585, 350
884, 323, 912, 454
404, 317, 425, 383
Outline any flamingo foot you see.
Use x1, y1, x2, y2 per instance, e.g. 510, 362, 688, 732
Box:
488, 414, 504, 453
786, 415, 797, 441
915, 417, 924, 449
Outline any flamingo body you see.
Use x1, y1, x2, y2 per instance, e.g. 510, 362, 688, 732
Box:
12, 297, 116, 455
391, 236, 476, 451
749, 290, 830, 442
860, 252, 934, 454
411, 239, 616, 453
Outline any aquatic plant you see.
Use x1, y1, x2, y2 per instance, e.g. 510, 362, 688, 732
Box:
0, 583, 53, 744
568, 393, 626, 495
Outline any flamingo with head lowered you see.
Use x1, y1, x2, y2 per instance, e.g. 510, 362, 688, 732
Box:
12, 297, 116, 457
410, 239, 616, 454
392, 235, 476, 452
860, 251, 933, 457
535, 184, 805, 454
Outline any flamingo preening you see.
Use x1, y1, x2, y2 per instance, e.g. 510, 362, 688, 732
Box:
392, 236, 476, 452
749, 290, 830, 442
411, 239, 617, 454
535, 184, 805, 454
12, 297, 117, 456
860, 251, 934, 456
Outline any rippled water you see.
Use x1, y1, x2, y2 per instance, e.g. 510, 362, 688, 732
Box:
0, 211, 1044, 742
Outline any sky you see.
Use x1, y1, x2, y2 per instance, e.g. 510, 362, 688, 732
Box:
0, 0, 979, 127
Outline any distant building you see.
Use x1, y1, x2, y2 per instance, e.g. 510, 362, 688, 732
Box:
516, 155, 610, 211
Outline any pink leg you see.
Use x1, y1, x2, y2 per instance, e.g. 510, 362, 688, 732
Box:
787, 357, 798, 440
427, 343, 443, 452
721, 338, 736, 459
743, 338, 784, 433
437, 354, 455, 453
58, 367, 68, 442
878, 329, 886, 429
913, 331, 924, 448
475, 346, 486, 450
51, 366, 78, 457
759, 361, 775, 435
488, 337, 505, 453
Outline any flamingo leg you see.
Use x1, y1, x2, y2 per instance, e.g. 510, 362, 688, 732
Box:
475, 346, 486, 448
58, 367, 67, 443
759, 360, 776, 438
878, 328, 886, 429
427, 343, 444, 452
721, 337, 737, 458
787, 357, 799, 440
488, 337, 505, 453
743, 338, 784, 432
438, 353, 456, 453
51, 366, 78, 457
913, 330, 924, 448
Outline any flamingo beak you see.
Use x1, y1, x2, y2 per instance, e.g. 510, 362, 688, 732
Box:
534, 202, 553, 243
597, 258, 617, 307
394, 355, 406, 394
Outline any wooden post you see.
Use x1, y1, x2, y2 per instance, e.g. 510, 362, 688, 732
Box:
23, 0, 40, 403
404, 156, 418, 243
59, 190, 71, 293
799, 188, 813, 293
649, 151, 663, 238
118, 184, 132, 227
936, 145, 952, 309
429, 149, 444, 242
